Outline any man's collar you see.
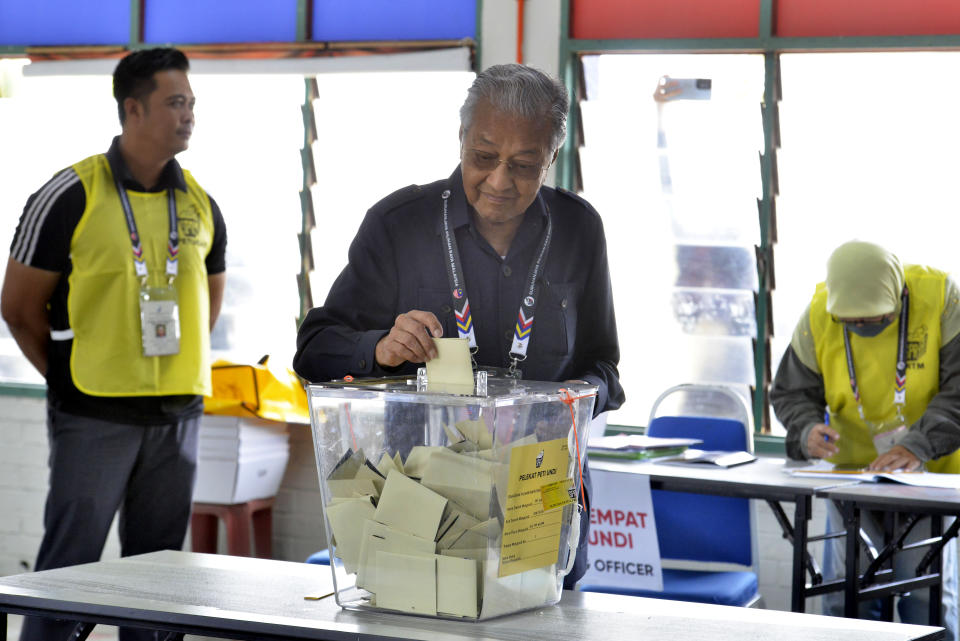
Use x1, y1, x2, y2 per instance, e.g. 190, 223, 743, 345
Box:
106, 136, 188, 193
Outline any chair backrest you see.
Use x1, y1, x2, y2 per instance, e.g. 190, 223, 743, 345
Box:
647, 384, 756, 568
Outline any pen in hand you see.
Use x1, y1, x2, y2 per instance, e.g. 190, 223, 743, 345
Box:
809, 424, 839, 458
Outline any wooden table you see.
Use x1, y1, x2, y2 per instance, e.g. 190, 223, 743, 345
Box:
0, 551, 943, 640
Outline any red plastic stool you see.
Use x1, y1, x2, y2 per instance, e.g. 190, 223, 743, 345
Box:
190, 497, 274, 558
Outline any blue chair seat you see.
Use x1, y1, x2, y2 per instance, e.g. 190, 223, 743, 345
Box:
580, 568, 758, 607
306, 549, 331, 565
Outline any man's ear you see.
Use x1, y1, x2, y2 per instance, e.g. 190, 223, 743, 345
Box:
550, 147, 559, 166
123, 96, 143, 123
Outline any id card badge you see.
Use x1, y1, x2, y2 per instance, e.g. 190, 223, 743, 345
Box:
873, 424, 907, 456
139, 286, 180, 356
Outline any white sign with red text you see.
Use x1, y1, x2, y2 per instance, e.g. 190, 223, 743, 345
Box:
580, 469, 663, 591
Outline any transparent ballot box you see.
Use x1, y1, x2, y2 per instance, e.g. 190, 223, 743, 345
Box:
307, 374, 597, 620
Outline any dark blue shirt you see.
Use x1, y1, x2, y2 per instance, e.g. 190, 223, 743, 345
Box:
294, 166, 624, 415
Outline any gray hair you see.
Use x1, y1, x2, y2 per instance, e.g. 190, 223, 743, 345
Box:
460, 64, 569, 153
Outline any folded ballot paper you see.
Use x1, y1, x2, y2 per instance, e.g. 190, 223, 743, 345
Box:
320, 420, 579, 620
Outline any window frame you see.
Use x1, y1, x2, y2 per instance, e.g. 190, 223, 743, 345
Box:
557, 0, 960, 446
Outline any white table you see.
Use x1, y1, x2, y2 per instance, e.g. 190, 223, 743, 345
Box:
590, 455, 861, 611
0, 551, 943, 640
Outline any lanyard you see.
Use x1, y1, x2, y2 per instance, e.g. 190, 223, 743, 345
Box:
841, 286, 910, 425
113, 175, 179, 287
440, 189, 552, 375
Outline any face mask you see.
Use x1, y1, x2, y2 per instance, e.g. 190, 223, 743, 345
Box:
846, 316, 894, 338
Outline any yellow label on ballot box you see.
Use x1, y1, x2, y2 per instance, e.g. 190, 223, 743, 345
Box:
498, 437, 570, 578
540, 478, 576, 512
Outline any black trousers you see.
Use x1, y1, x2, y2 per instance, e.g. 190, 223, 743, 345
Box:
20, 406, 198, 641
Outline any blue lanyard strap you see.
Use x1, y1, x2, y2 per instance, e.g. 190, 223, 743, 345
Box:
114, 175, 179, 286
440, 189, 552, 374
841, 285, 910, 422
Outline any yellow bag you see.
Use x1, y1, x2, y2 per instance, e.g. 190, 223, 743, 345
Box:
204, 356, 309, 424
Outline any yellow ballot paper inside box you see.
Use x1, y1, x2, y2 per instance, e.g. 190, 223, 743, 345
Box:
499, 437, 572, 578
425, 337, 474, 393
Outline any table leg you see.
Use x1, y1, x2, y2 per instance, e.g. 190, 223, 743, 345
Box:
2, 611, 6, 641
929, 515, 943, 628
69, 621, 95, 639
791, 497, 810, 613
843, 500, 861, 619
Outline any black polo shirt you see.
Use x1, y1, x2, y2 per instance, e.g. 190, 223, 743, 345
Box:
294, 165, 624, 415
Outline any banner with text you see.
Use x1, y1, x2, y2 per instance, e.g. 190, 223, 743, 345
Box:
580, 469, 662, 591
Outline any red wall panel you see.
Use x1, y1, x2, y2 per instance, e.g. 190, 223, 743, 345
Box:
777, 0, 960, 37
571, 0, 759, 40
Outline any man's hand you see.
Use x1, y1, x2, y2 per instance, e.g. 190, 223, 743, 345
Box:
374, 310, 443, 368
868, 445, 922, 472
806, 423, 840, 459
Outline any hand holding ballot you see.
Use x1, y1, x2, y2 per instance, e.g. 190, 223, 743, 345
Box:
374, 310, 444, 367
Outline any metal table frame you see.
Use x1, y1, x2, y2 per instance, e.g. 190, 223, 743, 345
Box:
590, 456, 858, 612
817, 483, 960, 626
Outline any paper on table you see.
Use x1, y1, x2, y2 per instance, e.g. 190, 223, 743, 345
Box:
788, 460, 960, 488
425, 337, 474, 391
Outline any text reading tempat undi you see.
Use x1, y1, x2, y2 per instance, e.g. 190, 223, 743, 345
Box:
589, 509, 649, 548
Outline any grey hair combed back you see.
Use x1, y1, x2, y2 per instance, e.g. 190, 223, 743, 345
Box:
460, 64, 569, 153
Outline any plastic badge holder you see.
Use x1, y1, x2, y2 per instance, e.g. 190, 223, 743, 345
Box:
307, 374, 596, 620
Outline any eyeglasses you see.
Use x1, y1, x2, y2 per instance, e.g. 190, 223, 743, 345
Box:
465, 149, 547, 181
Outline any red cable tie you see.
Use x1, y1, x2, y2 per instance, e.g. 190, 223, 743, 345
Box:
344, 403, 358, 451
558, 388, 597, 511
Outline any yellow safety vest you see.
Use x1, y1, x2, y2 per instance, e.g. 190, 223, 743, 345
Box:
67, 154, 213, 397
810, 265, 960, 473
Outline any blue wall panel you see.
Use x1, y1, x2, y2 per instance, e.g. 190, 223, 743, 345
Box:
145, 0, 299, 44
0, 0, 129, 46
312, 0, 475, 41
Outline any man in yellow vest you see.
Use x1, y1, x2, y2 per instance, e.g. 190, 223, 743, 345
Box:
0, 48, 226, 641
772, 240, 960, 635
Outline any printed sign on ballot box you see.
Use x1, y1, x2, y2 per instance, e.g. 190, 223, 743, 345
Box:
580, 469, 663, 591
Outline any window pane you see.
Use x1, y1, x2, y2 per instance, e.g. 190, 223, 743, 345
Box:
307, 71, 476, 305
580, 53, 764, 427
180, 74, 305, 369
773, 52, 960, 434
0, 67, 303, 382
0, 70, 117, 385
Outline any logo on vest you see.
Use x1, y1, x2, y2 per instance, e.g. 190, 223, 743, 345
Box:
177, 205, 203, 246
906, 324, 929, 368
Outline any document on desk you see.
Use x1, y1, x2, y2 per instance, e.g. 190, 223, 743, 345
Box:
788, 460, 960, 488
657, 449, 756, 468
